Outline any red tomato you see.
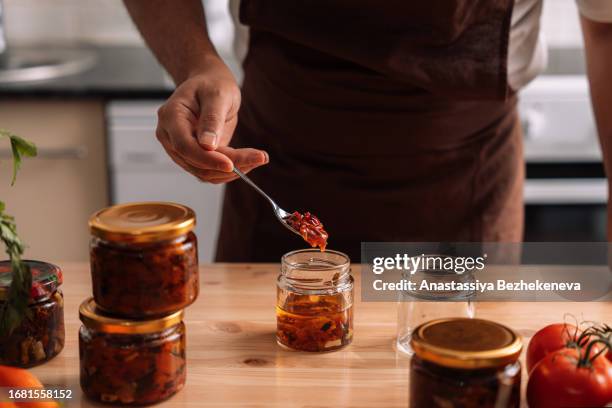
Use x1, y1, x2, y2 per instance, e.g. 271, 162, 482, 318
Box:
29, 282, 45, 299
527, 323, 583, 373
527, 347, 612, 408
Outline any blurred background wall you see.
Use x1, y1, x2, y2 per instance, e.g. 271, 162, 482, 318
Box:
4, 0, 225, 45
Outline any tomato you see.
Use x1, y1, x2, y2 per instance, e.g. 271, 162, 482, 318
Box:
527, 323, 584, 373
0, 366, 58, 408
527, 347, 612, 408
286, 211, 328, 251
29, 282, 45, 299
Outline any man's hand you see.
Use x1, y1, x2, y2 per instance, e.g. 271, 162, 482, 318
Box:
156, 61, 268, 184
122, 0, 267, 184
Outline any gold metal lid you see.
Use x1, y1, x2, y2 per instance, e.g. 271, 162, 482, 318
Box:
79, 298, 183, 334
89, 202, 195, 243
410, 318, 523, 370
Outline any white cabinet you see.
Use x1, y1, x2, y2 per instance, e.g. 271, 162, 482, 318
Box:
106, 101, 224, 262
0, 100, 109, 262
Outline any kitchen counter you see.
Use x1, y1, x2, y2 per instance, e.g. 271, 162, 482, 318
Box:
30, 263, 610, 407
0, 46, 173, 99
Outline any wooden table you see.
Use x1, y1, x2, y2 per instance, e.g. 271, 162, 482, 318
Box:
30, 263, 610, 407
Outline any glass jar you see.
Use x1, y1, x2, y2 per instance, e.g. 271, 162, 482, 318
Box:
0, 260, 65, 367
79, 298, 186, 405
397, 254, 476, 355
276, 249, 353, 352
410, 318, 522, 408
89, 202, 199, 318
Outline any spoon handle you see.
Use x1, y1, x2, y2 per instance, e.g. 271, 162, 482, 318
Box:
232, 167, 278, 210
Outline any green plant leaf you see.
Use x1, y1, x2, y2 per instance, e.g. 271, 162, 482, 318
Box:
10, 134, 37, 157
9, 135, 37, 185
0, 130, 37, 185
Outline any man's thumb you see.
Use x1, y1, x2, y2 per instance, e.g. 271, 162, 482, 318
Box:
197, 97, 228, 151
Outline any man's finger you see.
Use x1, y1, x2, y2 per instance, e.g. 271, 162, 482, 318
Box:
217, 146, 269, 168
196, 90, 233, 151
158, 129, 239, 182
159, 118, 234, 172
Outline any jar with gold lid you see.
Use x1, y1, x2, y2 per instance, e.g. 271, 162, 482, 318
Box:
0, 260, 65, 367
276, 249, 353, 352
410, 318, 523, 408
89, 202, 199, 318
79, 298, 186, 405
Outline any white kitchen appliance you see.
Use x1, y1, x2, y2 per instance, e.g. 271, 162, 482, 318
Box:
519, 74, 607, 240
520, 75, 605, 203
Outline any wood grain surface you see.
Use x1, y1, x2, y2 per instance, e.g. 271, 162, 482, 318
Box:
27, 263, 610, 407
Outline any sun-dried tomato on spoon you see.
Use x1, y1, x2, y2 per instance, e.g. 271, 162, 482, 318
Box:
229, 168, 330, 250
286, 211, 328, 251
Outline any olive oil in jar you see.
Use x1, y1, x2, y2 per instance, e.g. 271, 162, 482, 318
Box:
276, 249, 353, 352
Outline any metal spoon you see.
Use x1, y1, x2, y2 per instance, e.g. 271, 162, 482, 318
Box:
232, 167, 301, 237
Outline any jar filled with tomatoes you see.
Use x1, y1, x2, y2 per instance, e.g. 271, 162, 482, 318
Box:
410, 318, 523, 408
79, 298, 186, 405
276, 249, 353, 352
89, 202, 199, 318
0, 260, 65, 367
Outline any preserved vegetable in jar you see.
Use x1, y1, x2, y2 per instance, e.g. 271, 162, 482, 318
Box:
0, 260, 65, 367
89, 202, 199, 318
410, 318, 523, 408
277, 249, 353, 352
286, 211, 328, 251
79, 298, 186, 405
277, 293, 352, 351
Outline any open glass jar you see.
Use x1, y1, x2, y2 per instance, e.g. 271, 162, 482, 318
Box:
79, 298, 186, 405
89, 202, 199, 318
0, 260, 65, 367
410, 318, 523, 408
397, 254, 476, 355
276, 249, 353, 352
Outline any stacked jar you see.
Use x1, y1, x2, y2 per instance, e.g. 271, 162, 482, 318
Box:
79, 202, 199, 405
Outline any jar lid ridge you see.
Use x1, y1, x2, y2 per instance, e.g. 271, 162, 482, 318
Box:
410, 318, 523, 370
89, 202, 195, 244
79, 298, 184, 334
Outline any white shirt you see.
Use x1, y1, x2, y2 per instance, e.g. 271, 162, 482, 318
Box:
509, 0, 612, 90
230, 0, 612, 92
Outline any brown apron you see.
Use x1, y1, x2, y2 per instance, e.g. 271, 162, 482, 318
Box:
216, 0, 523, 262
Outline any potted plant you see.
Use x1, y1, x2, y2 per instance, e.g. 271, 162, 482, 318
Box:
0, 129, 37, 336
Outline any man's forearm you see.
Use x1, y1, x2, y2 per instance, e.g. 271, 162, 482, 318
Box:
582, 16, 612, 182
124, 0, 221, 83
582, 16, 612, 237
